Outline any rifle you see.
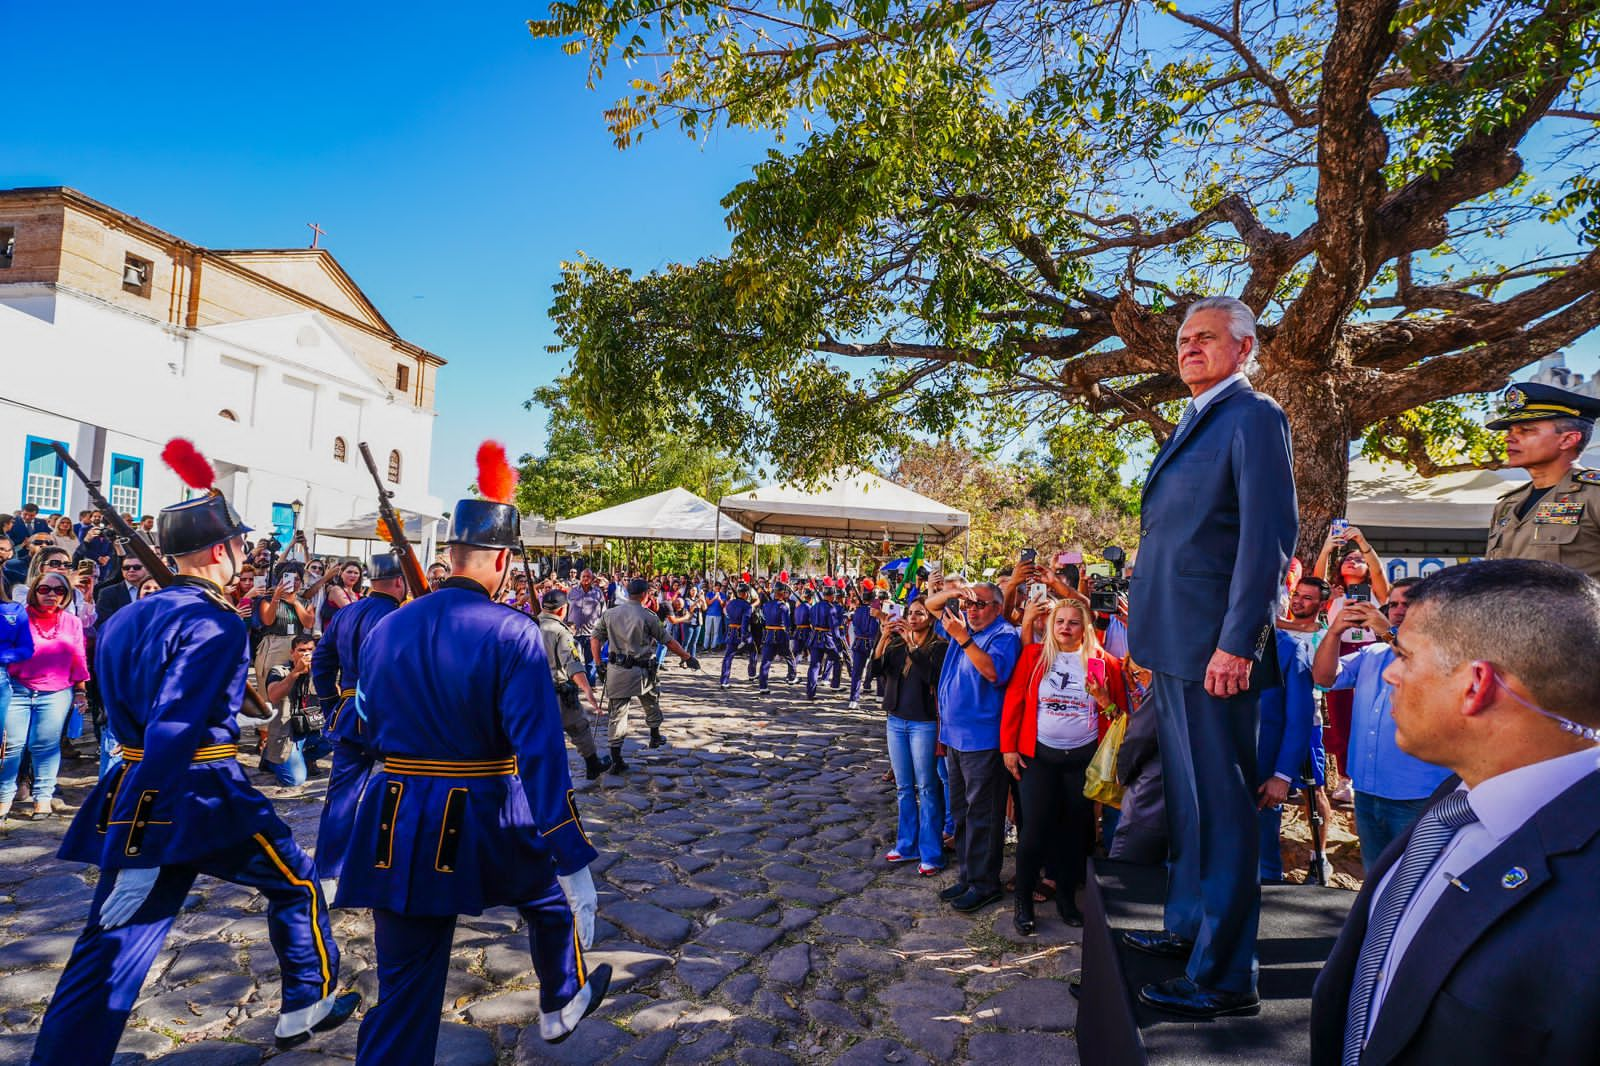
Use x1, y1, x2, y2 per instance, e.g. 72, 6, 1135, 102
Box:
48, 442, 274, 720
357, 442, 429, 599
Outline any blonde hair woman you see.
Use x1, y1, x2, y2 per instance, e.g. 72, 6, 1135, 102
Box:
1000, 597, 1129, 934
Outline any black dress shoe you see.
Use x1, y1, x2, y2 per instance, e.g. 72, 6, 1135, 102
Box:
938, 881, 971, 902
1013, 897, 1037, 936
276, 991, 361, 1049
950, 887, 1003, 913
1120, 929, 1195, 959
648, 728, 665, 749
1057, 900, 1084, 928
547, 963, 613, 1044
1138, 977, 1259, 1018
584, 754, 612, 780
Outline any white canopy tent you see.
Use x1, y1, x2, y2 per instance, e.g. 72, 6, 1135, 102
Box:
1346, 457, 1521, 535
313, 508, 443, 561
717, 469, 970, 545
556, 488, 761, 542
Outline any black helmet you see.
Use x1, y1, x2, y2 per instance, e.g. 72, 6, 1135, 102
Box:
368, 553, 404, 581
541, 588, 569, 611
774, 581, 791, 594
737, 582, 751, 594
157, 494, 251, 557
444, 499, 521, 550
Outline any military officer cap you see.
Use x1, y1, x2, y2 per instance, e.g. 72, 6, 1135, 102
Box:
541, 588, 569, 611
157, 494, 252, 557
368, 553, 404, 581
1487, 383, 1600, 430
443, 499, 521, 550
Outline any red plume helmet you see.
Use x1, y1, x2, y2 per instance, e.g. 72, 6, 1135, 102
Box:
475, 441, 517, 504
161, 438, 216, 492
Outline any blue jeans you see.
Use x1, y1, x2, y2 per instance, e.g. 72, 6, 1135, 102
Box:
885, 716, 944, 867
1354, 791, 1431, 873
703, 615, 722, 650
263, 733, 333, 787
937, 751, 955, 836
684, 624, 702, 656
98, 723, 123, 780
0, 683, 73, 805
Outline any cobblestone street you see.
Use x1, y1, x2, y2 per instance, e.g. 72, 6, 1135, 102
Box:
0, 666, 1082, 1065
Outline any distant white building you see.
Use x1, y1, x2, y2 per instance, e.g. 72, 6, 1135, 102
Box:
0, 187, 444, 554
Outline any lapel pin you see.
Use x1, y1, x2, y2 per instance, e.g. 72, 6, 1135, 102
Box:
1501, 866, 1529, 889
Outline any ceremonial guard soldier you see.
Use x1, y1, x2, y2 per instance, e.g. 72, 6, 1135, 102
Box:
35, 444, 356, 1065
310, 552, 407, 890
793, 584, 816, 678
537, 586, 611, 780
846, 586, 882, 710
757, 581, 797, 694
338, 458, 611, 1064
1484, 382, 1600, 580
590, 577, 698, 772
719, 582, 758, 688
806, 585, 846, 700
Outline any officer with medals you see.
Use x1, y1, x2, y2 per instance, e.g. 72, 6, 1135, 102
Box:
756, 581, 797, 695
719, 582, 758, 688
846, 584, 881, 710
536, 586, 611, 780
589, 578, 698, 773
310, 551, 407, 892
1485, 382, 1600, 580
36, 478, 357, 1065
338, 485, 610, 1062
805, 585, 846, 700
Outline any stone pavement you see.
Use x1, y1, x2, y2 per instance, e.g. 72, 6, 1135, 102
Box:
0, 664, 1081, 1064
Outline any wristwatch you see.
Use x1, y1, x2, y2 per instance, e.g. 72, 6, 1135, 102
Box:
959, 637, 974, 650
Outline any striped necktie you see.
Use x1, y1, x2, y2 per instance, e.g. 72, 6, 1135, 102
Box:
1342, 790, 1478, 1065
1171, 401, 1197, 441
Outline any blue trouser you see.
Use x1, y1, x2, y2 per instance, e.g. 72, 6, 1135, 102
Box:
263, 732, 334, 787
1353, 791, 1431, 874
97, 721, 122, 780
684, 623, 702, 656
32, 825, 337, 1066
757, 636, 794, 689
356, 878, 583, 1066
0, 684, 72, 805
885, 716, 943, 867
848, 641, 875, 701
703, 614, 722, 650
316, 736, 375, 883
1257, 804, 1284, 882
576, 636, 599, 685
719, 630, 756, 684
1151, 671, 1261, 995
805, 641, 843, 699
937, 753, 955, 835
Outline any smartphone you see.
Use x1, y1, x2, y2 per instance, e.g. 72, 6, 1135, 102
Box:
252, 575, 268, 593
883, 602, 903, 621
1347, 582, 1371, 603
1028, 582, 1049, 603
1063, 550, 1084, 565
1086, 657, 1107, 688
1345, 582, 1373, 643
1019, 547, 1037, 564
1330, 518, 1350, 541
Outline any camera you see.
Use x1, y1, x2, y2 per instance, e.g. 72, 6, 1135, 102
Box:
1089, 544, 1129, 615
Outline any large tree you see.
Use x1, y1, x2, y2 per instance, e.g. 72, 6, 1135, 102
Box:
530, 0, 1600, 554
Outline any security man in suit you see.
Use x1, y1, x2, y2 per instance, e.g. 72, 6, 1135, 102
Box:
806, 585, 846, 700
590, 578, 698, 772
1255, 629, 1315, 883
1484, 382, 1600, 580
1311, 560, 1600, 1066
35, 492, 357, 1065
719, 583, 758, 688
310, 552, 406, 890
757, 581, 797, 694
1124, 295, 1298, 1018
337, 498, 610, 1064
537, 587, 611, 781
846, 586, 881, 709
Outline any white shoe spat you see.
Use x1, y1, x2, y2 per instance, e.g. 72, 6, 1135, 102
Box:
538, 981, 593, 1042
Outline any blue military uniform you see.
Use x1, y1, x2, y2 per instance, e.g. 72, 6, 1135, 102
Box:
793, 591, 815, 664
310, 574, 401, 884
36, 491, 349, 1066
757, 589, 796, 692
719, 590, 757, 687
338, 543, 602, 1063
847, 598, 881, 705
805, 591, 846, 700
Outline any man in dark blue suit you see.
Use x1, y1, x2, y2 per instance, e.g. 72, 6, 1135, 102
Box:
1257, 630, 1316, 883
1125, 295, 1299, 1017
1311, 560, 1600, 1065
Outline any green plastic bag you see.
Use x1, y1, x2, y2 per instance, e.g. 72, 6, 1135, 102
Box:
1083, 712, 1128, 808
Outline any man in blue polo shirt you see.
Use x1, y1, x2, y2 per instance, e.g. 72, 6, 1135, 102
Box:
1311, 578, 1450, 870
925, 581, 1021, 913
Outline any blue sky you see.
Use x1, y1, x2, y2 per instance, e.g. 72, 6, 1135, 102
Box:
10, 3, 1597, 502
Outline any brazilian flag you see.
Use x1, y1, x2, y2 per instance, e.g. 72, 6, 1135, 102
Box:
895, 534, 925, 602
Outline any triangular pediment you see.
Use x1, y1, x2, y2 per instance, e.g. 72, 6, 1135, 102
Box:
198, 312, 391, 396
210, 249, 393, 334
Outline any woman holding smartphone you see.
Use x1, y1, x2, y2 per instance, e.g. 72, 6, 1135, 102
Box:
872, 599, 950, 875
1000, 597, 1128, 933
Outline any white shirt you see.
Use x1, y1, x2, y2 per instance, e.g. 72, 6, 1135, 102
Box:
1365, 746, 1600, 1035
1188, 371, 1249, 416
1035, 652, 1101, 750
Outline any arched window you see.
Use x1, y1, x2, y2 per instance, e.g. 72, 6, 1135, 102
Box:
333, 436, 347, 463
387, 449, 401, 484
218, 408, 238, 421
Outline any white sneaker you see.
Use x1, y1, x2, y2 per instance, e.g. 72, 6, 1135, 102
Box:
847, 700, 860, 710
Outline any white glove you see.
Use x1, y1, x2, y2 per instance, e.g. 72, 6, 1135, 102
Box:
557, 866, 597, 950
99, 867, 161, 929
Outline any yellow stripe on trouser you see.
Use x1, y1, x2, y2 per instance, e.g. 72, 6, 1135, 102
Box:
253, 832, 333, 999
572, 921, 587, 989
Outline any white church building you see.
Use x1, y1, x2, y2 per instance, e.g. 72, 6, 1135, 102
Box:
0, 186, 444, 551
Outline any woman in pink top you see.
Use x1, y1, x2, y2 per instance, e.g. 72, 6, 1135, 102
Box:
2, 571, 90, 820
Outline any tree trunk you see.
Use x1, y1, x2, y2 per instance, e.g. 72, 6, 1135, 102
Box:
1258, 365, 1354, 563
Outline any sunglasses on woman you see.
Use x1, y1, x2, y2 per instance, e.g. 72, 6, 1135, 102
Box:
37, 585, 68, 596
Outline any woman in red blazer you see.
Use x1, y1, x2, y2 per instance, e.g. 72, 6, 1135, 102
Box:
1001, 596, 1129, 934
